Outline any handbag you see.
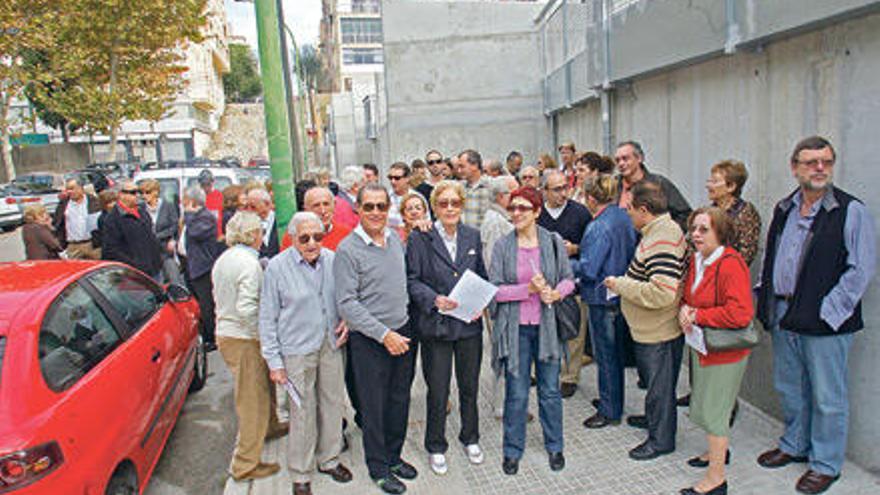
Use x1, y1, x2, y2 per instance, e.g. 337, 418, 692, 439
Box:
701, 256, 760, 352
550, 234, 580, 341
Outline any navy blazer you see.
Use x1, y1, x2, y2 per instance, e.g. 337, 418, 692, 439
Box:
406, 223, 487, 341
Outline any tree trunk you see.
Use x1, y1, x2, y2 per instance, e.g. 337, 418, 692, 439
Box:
107, 52, 119, 161
108, 126, 119, 161
62, 123, 70, 143
0, 96, 15, 181
307, 87, 320, 167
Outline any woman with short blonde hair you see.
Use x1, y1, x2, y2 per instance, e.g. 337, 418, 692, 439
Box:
429, 180, 465, 212
22, 204, 63, 260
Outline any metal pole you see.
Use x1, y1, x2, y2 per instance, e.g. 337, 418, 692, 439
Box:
254, 0, 297, 234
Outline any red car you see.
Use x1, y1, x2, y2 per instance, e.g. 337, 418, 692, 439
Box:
0, 261, 207, 494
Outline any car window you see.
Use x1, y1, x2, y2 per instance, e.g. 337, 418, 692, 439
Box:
39, 283, 122, 391
0, 336, 6, 386
186, 176, 232, 191
86, 267, 163, 335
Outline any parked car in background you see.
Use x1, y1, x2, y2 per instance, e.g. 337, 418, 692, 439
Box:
0, 260, 206, 495
66, 169, 115, 194
244, 165, 271, 184
246, 156, 268, 168
8, 172, 66, 214
134, 161, 253, 207
86, 161, 140, 181
0, 184, 24, 232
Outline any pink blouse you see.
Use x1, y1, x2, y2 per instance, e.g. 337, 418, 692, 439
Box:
495, 246, 575, 324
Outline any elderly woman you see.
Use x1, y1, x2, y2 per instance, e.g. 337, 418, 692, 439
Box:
396, 192, 429, 242
678, 207, 754, 495
212, 211, 287, 482
406, 180, 487, 476
260, 211, 352, 495
221, 184, 246, 234
705, 160, 761, 266
518, 165, 541, 189
140, 178, 182, 284
574, 176, 638, 429
490, 186, 575, 475
22, 204, 63, 260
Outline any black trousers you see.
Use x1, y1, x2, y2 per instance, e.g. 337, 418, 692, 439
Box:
189, 272, 216, 345
633, 335, 684, 452
421, 334, 482, 454
350, 329, 417, 479
344, 343, 362, 427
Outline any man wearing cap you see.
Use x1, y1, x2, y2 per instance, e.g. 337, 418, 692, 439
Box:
199, 169, 225, 236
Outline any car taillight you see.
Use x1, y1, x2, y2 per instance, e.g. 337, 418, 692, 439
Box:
3, 198, 15, 205
19, 197, 40, 204
0, 442, 64, 493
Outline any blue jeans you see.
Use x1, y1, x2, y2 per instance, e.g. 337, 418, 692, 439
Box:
588, 304, 628, 420
503, 325, 563, 459
772, 300, 854, 476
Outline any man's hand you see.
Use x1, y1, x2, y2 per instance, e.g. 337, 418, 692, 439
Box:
603, 276, 617, 292
383, 330, 411, 356
269, 368, 288, 384
564, 240, 579, 257
435, 295, 459, 311
334, 320, 350, 348
678, 305, 696, 334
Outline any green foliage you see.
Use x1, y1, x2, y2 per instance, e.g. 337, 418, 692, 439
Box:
298, 43, 322, 91
224, 43, 262, 103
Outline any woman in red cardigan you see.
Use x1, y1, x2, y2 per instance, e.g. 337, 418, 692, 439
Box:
678, 207, 754, 495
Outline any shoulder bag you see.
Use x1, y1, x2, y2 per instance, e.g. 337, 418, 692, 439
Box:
703, 256, 760, 352
550, 234, 580, 341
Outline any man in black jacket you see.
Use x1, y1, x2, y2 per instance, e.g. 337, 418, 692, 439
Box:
615, 141, 692, 231
184, 186, 226, 352
101, 180, 162, 279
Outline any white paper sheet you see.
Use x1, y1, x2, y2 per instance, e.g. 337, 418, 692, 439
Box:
284, 378, 302, 408
606, 288, 619, 301
439, 269, 499, 323
686, 325, 708, 356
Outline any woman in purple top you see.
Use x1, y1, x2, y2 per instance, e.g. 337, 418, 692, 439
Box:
489, 186, 575, 476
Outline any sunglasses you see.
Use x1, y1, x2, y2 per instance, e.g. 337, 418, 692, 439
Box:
361, 202, 390, 213
297, 232, 325, 244
387, 174, 407, 181
436, 199, 462, 209
506, 204, 534, 214
427, 159, 443, 166
522, 174, 537, 180
120, 189, 139, 195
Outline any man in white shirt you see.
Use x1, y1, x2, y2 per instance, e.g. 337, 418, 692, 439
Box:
53, 178, 101, 259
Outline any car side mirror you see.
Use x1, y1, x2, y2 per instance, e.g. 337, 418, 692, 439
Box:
167, 284, 192, 303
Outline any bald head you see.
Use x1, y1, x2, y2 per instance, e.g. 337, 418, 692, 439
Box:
304, 186, 335, 228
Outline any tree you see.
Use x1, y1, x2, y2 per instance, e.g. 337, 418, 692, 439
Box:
0, 0, 60, 180
297, 44, 322, 168
22, 49, 80, 142
223, 43, 262, 103
35, 0, 207, 160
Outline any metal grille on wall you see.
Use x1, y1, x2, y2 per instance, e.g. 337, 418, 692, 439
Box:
541, 0, 599, 115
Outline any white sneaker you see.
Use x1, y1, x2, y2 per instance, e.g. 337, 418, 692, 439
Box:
464, 444, 484, 465
429, 453, 448, 475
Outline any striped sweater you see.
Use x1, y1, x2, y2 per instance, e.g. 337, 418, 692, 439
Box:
614, 213, 687, 344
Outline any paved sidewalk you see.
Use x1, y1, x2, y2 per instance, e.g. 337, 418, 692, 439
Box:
220, 345, 880, 495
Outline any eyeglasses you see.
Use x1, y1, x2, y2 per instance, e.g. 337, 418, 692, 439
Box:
797, 158, 835, 169
387, 174, 407, 181
689, 225, 711, 234
522, 174, 537, 180
297, 232, 325, 244
506, 204, 534, 214
361, 202, 390, 212
436, 199, 462, 209
120, 189, 139, 195
427, 159, 443, 166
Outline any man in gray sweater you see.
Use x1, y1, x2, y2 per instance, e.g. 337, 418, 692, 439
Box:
334, 183, 418, 494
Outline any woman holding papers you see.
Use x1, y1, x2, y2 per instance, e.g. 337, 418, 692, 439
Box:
677, 207, 754, 495
574, 176, 637, 429
405, 180, 488, 476
489, 186, 574, 476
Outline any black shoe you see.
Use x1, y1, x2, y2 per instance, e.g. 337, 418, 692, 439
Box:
677, 394, 691, 407
591, 398, 600, 409
626, 415, 648, 429
549, 452, 565, 471
687, 450, 731, 468
374, 474, 406, 494
389, 461, 417, 480
560, 382, 578, 398
204, 341, 218, 352
502, 457, 519, 475
680, 481, 728, 495
583, 413, 621, 429
628, 441, 674, 461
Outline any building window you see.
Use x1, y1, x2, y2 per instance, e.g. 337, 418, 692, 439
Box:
351, 0, 380, 14
342, 47, 383, 65
340, 18, 382, 44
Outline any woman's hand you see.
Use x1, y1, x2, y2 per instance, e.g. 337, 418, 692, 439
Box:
678, 305, 696, 334
539, 287, 561, 305
435, 295, 459, 311
529, 273, 548, 294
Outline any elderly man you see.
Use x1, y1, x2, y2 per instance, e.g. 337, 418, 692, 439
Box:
185, 186, 227, 352
336, 165, 363, 229
53, 178, 102, 259
755, 136, 876, 495
101, 180, 163, 279
261, 211, 353, 495
304, 186, 352, 251
335, 183, 418, 494
213, 211, 287, 482
247, 187, 280, 261
537, 170, 593, 398
484, 159, 505, 178
519, 165, 541, 189
615, 140, 692, 231
458, 149, 491, 229
506, 151, 523, 177
416, 149, 447, 215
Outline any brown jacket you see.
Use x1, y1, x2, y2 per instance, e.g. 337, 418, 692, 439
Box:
22, 223, 63, 260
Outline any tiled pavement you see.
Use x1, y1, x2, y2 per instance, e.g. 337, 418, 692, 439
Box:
222, 342, 880, 495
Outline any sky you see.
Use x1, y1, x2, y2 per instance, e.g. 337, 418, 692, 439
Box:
224, 0, 322, 50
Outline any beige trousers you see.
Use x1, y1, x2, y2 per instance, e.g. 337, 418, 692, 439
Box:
284, 337, 345, 483
66, 241, 100, 260
217, 337, 283, 478
560, 297, 590, 384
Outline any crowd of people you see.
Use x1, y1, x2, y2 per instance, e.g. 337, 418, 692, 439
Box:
20, 135, 875, 495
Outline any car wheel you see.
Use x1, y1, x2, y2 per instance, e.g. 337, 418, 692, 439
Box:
105, 464, 138, 495
188, 335, 208, 393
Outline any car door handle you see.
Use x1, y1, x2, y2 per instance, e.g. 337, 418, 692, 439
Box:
151, 350, 162, 362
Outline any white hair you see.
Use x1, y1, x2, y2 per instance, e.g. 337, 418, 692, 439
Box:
247, 187, 272, 204
287, 211, 325, 235
225, 211, 262, 247
340, 165, 363, 191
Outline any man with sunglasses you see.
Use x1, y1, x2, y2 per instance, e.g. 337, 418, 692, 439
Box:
101, 180, 163, 280
537, 171, 593, 398
415, 150, 447, 216
387, 162, 424, 229
459, 149, 492, 229
335, 183, 419, 494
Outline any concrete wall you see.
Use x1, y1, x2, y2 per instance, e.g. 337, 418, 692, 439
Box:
380, 0, 550, 169
554, 12, 880, 473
